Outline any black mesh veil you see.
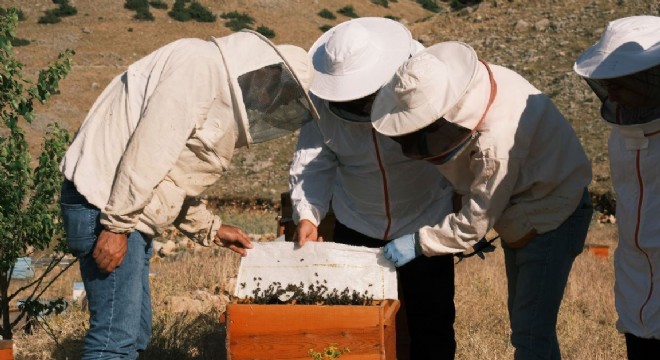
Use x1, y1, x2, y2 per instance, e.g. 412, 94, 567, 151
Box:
238, 62, 313, 143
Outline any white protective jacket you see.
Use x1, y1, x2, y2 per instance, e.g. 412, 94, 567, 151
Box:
608, 114, 660, 339
60, 31, 309, 245
418, 63, 592, 254
289, 95, 454, 241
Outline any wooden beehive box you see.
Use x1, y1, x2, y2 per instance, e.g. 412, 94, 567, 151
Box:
226, 299, 399, 360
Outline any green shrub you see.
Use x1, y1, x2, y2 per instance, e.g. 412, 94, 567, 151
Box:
10, 37, 30, 47
168, 0, 191, 21
384, 14, 400, 21
134, 9, 155, 21
220, 11, 255, 31
337, 5, 359, 18
48, 0, 77, 17
317, 9, 336, 20
125, 0, 149, 11
416, 0, 440, 12
53, 3, 77, 17
169, 0, 215, 22
449, 0, 483, 10
149, 0, 169, 10
319, 24, 332, 32
187, 1, 216, 22
38, 0, 77, 24
371, 0, 390, 8
256, 25, 275, 39
38, 10, 61, 24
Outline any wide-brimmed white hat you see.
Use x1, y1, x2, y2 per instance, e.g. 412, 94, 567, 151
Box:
308, 17, 414, 102
574, 15, 660, 79
371, 41, 479, 136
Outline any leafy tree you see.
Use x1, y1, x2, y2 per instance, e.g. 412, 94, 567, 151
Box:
0, 8, 75, 340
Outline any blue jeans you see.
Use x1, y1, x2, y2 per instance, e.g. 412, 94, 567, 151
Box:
61, 180, 153, 360
503, 189, 592, 360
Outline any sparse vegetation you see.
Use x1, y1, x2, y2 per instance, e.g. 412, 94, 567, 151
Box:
449, 0, 483, 10
148, 0, 168, 10
317, 8, 336, 20
220, 10, 255, 31
371, 0, 391, 8
38, 0, 78, 24
416, 0, 441, 12
124, 0, 154, 21
256, 25, 275, 39
337, 5, 359, 18
168, 0, 216, 22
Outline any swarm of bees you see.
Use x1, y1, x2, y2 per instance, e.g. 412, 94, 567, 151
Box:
236, 274, 375, 305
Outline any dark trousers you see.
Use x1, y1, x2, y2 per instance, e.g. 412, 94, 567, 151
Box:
625, 333, 660, 360
333, 221, 456, 360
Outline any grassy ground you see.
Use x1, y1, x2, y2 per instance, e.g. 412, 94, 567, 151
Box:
12, 217, 623, 359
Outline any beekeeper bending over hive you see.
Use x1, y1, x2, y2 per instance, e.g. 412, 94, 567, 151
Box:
371, 41, 593, 360
59, 30, 317, 360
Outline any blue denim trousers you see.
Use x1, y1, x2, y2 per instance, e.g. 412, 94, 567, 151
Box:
503, 189, 593, 360
61, 180, 153, 360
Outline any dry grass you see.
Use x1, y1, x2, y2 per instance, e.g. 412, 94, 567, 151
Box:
12, 219, 625, 360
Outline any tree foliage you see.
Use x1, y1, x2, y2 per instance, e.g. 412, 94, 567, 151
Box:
0, 8, 75, 340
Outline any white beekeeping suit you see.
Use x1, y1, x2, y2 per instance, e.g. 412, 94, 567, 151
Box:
61, 30, 317, 245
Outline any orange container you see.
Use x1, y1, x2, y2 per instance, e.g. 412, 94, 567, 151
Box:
226, 299, 399, 360
0, 340, 13, 360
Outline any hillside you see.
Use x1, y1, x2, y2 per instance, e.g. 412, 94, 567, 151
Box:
4, 0, 657, 204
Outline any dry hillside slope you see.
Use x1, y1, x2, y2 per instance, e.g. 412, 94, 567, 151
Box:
4, 0, 658, 202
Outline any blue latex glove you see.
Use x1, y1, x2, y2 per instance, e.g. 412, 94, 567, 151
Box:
383, 232, 422, 267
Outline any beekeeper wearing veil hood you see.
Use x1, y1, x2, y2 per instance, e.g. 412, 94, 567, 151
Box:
288, 17, 457, 359
372, 41, 593, 360
59, 30, 317, 360
574, 15, 660, 359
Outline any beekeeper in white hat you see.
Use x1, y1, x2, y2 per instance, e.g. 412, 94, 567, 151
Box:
60, 30, 317, 360
372, 41, 593, 360
574, 15, 660, 358
289, 17, 457, 359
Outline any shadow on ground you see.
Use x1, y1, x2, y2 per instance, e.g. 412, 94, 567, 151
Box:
50, 313, 227, 360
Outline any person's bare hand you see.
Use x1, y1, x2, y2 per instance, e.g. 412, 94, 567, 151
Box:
295, 219, 323, 247
214, 225, 252, 256
93, 230, 128, 273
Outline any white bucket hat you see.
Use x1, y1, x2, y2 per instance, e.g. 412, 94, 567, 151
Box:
308, 17, 415, 102
574, 15, 660, 79
371, 41, 479, 136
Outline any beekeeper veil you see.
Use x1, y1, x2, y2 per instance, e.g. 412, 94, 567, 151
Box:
212, 30, 318, 145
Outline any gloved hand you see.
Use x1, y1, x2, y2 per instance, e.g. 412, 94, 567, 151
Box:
383, 232, 422, 267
